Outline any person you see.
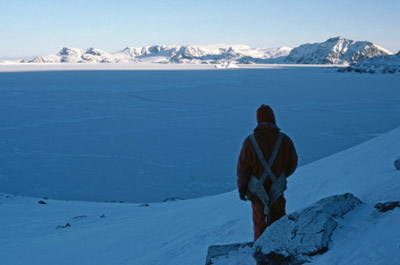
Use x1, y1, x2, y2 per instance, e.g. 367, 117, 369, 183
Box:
237, 104, 298, 241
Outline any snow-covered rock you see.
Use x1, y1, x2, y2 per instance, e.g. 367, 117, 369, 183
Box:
339, 51, 400, 74
253, 193, 362, 264
207, 193, 362, 264
29, 54, 60, 63
29, 47, 115, 63
215, 62, 239, 68
285, 37, 391, 65
58, 47, 83, 63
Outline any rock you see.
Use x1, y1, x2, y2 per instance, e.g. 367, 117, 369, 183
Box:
253, 193, 362, 265
205, 243, 253, 265
56, 223, 71, 229
162, 197, 184, 202
374, 201, 400, 212
38, 200, 47, 205
73, 215, 87, 220
394, 158, 400, 170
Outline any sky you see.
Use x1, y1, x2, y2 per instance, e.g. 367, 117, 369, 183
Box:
0, 0, 399, 58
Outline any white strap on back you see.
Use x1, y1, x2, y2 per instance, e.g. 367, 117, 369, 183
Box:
249, 132, 283, 185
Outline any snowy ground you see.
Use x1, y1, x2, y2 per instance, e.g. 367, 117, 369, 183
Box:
1, 126, 399, 265
1, 67, 399, 203
286, 127, 400, 265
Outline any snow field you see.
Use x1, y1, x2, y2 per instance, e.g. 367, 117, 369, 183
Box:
1, 126, 400, 265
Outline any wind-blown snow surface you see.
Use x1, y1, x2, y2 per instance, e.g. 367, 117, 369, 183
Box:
1, 127, 399, 265
1, 68, 400, 203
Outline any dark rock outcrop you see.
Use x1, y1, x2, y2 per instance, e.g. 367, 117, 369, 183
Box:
162, 197, 184, 202
56, 223, 71, 229
374, 201, 400, 213
394, 157, 400, 170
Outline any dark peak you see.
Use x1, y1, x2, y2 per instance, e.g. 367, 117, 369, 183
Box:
57, 47, 80, 56
326, 36, 347, 42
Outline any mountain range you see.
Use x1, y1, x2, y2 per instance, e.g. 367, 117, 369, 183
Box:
5, 37, 394, 65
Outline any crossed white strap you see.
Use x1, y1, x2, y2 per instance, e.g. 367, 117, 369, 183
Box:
249, 132, 283, 188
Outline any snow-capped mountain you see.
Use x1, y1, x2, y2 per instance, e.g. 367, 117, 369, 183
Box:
285, 37, 392, 65
13, 37, 394, 66
28, 45, 292, 64
340, 51, 400, 73
30, 47, 115, 63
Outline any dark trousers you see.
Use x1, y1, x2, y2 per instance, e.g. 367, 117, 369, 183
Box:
251, 196, 286, 241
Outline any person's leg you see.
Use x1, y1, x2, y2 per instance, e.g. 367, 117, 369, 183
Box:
269, 196, 286, 224
252, 197, 286, 265
252, 196, 286, 241
251, 201, 267, 242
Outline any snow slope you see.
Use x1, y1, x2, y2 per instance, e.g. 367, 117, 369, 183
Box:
285, 36, 392, 65
286, 126, 400, 265
286, 126, 400, 210
1, 125, 400, 265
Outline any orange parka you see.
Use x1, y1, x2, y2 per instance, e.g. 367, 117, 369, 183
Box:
236, 122, 298, 201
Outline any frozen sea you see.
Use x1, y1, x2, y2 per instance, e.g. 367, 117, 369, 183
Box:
0, 68, 399, 202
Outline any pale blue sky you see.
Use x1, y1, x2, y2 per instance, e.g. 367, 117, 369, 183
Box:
0, 0, 399, 58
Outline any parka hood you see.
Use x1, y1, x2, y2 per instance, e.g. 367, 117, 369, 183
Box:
257, 104, 276, 124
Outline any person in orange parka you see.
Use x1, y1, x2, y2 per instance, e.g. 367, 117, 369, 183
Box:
237, 104, 298, 241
